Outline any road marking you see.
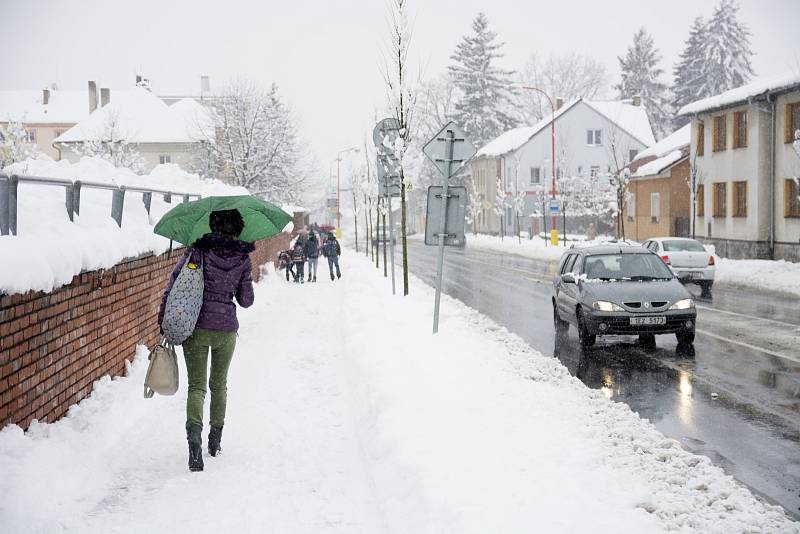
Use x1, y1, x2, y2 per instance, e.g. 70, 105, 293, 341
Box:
695, 328, 800, 363
696, 305, 800, 329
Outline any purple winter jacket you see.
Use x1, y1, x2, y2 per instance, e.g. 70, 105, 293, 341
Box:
158, 233, 255, 333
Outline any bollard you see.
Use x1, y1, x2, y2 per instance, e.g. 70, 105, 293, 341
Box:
111, 186, 126, 227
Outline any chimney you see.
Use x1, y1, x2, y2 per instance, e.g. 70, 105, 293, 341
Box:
88, 81, 98, 113
100, 87, 110, 106
632, 95, 642, 107
42, 88, 50, 105
555, 97, 564, 110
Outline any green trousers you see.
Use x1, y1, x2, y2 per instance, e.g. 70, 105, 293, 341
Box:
183, 328, 237, 429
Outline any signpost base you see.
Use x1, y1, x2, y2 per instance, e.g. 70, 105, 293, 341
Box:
550, 229, 559, 246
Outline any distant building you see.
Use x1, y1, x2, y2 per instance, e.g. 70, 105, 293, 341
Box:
54, 85, 212, 172
679, 72, 800, 261
625, 124, 691, 241
470, 97, 655, 235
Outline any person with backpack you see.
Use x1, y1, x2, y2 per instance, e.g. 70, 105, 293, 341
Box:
290, 241, 306, 283
304, 231, 320, 283
158, 209, 254, 472
322, 233, 342, 281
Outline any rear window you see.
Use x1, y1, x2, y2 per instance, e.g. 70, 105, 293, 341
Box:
662, 239, 706, 252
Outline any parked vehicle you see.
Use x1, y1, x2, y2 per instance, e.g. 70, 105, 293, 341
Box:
642, 237, 715, 297
552, 245, 697, 348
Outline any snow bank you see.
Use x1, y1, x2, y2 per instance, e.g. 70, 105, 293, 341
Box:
0, 254, 795, 533
454, 233, 611, 262
0, 157, 246, 295
715, 257, 800, 297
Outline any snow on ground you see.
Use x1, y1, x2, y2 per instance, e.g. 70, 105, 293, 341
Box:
0, 157, 247, 295
459, 233, 800, 297
1, 255, 796, 533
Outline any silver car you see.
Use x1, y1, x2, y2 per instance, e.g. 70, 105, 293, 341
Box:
642, 237, 715, 296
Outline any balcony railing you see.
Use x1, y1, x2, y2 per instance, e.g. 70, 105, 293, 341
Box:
0, 173, 202, 236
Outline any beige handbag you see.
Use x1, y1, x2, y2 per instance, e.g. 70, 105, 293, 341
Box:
143, 337, 179, 398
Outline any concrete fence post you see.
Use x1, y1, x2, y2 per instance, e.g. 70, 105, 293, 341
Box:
163, 192, 172, 204
8, 175, 18, 235
0, 175, 9, 235
142, 192, 152, 215
65, 184, 75, 222
111, 186, 126, 227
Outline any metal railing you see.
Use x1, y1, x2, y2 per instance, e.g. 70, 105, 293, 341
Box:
0, 173, 202, 236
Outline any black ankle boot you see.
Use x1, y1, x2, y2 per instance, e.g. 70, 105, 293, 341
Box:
186, 423, 204, 472
208, 425, 224, 457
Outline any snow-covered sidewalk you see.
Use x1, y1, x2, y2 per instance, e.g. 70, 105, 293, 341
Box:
1, 255, 796, 533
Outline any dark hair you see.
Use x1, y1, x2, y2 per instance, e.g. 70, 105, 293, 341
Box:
209, 209, 244, 237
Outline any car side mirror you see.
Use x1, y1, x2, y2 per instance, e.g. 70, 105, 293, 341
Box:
562, 273, 576, 284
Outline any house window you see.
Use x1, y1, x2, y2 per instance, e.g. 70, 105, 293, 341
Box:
696, 184, 705, 217
785, 102, 800, 143
24, 130, 36, 142
159, 155, 172, 164
586, 129, 602, 146
732, 181, 747, 217
733, 111, 748, 148
696, 121, 705, 156
713, 115, 727, 152
650, 192, 660, 223
785, 179, 800, 217
590, 166, 600, 179
713, 182, 727, 217
530, 167, 541, 185
629, 149, 638, 162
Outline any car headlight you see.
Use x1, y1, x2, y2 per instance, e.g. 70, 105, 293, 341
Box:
669, 298, 695, 310
592, 301, 624, 312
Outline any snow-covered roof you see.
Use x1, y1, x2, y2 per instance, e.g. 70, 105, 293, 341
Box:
55, 87, 206, 144
168, 97, 215, 140
0, 90, 91, 124
679, 71, 800, 116
633, 124, 690, 162
281, 204, 307, 214
632, 149, 687, 177
584, 100, 656, 147
475, 98, 655, 159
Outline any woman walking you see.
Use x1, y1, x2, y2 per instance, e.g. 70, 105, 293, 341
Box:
158, 209, 255, 472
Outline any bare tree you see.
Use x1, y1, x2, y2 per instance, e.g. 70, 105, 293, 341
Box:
70, 111, 146, 174
517, 52, 607, 124
493, 174, 506, 239
195, 80, 307, 204
381, 0, 416, 296
605, 125, 636, 240
0, 119, 39, 168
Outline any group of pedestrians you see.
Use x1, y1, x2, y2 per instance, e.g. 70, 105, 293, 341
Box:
278, 226, 342, 283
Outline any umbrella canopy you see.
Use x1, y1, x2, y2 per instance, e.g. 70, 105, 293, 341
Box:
154, 195, 293, 245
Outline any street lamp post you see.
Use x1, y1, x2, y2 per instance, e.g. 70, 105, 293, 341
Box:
336, 147, 360, 238
521, 86, 558, 246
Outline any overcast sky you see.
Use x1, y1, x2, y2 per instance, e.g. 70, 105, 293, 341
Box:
2, 0, 798, 177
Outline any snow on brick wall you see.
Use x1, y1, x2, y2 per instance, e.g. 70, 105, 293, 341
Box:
0, 233, 292, 430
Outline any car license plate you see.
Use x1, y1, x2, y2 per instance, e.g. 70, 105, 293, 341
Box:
630, 316, 666, 326
682, 272, 699, 279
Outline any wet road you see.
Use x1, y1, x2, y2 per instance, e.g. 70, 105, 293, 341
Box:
401, 238, 800, 519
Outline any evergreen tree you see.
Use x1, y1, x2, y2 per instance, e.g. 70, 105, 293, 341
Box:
449, 13, 518, 148
616, 28, 672, 140
672, 16, 707, 124
698, 0, 755, 97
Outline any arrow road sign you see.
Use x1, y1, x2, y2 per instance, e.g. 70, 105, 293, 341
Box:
423, 121, 476, 178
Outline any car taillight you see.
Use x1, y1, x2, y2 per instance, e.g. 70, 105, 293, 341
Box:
708, 255, 715, 266
661, 255, 671, 265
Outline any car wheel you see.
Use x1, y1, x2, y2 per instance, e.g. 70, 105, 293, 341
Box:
676, 330, 695, 345
553, 302, 569, 338
699, 281, 713, 298
639, 333, 656, 348
576, 309, 595, 348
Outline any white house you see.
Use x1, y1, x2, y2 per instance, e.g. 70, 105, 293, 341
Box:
679, 71, 800, 261
54, 86, 212, 172
470, 98, 655, 235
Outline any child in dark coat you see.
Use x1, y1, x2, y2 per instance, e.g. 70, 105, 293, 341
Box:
278, 249, 294, 281
291, 242, 306, 283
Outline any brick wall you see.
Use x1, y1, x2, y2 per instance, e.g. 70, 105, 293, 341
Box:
0, 223, 301, 430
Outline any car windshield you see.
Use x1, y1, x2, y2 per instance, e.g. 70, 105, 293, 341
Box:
662, 239, 706, 252
582, 253, 673, 281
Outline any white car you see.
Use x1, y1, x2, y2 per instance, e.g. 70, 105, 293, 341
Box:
642, 237, 715, 296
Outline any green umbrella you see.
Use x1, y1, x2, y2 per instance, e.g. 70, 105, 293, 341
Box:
154, 195, 292, 245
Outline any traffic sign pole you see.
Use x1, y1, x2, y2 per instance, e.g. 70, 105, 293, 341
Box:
432, 129, 455, 334
388, 195, 397, 295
